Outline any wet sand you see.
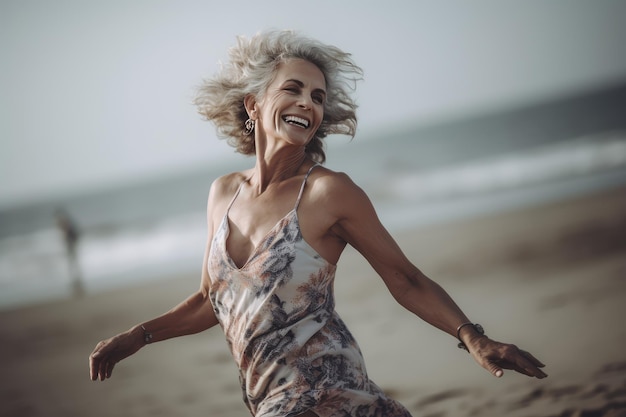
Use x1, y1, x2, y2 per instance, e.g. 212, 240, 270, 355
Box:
1, 185, 625, 417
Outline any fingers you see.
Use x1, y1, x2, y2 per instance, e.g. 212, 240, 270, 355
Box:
89, 347, 101, 381
93, 355, 116, 381
99, 357, 108, 381
106, 360, 116, 379
508, 360, 539, 378
476, 341, 548, 380
518, 350, 548, 378
89, 341, 114, 381
520, 350, 546, 368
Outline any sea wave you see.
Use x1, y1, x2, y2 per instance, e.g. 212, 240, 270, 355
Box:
386, 131, 626, 201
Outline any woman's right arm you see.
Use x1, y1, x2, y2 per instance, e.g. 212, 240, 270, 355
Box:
89, 184, 221, 381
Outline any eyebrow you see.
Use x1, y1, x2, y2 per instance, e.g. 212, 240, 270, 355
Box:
284, 79, 326, 95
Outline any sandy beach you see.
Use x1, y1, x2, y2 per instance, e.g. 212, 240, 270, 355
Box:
1, 185, 625, 417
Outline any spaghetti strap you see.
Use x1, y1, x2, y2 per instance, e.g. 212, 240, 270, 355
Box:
226, 178, 248, 213
294, 164, 320, 211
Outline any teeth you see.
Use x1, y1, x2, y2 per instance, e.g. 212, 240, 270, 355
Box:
283, 115, 309, 128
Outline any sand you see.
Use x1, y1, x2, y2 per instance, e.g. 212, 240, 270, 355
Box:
1, 186, 625, 417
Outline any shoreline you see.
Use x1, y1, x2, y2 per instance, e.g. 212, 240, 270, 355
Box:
3, 173, 625, 313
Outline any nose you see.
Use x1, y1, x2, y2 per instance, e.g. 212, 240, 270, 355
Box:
297, 95, 312, 110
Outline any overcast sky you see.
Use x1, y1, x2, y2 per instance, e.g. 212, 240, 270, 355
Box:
2, 0, 626, 208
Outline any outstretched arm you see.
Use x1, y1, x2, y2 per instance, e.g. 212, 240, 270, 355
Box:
89, 186, 221, 381
328, 174, 547, 379
89, 237, 219, 381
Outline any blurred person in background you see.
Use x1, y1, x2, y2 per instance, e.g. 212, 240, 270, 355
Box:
56, 208, 83, 297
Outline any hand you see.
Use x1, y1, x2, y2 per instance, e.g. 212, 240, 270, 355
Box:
467, 336, 547, 379
89, 326, 144, 381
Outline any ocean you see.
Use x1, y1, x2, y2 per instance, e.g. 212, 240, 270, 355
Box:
1, 82, 626, 310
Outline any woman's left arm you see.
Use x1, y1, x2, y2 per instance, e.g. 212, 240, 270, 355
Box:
329, 174, 547, 379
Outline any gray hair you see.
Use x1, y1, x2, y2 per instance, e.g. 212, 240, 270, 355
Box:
193, 30, 363, 163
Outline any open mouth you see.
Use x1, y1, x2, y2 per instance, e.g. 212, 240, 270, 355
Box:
282, 115, 310, 129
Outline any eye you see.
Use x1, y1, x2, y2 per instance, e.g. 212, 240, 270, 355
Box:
312, 93, 325, 105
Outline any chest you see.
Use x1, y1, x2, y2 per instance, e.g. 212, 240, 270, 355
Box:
224, 184, 302, 269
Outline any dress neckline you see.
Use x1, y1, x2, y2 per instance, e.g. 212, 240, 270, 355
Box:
223, 208, 297, 270
221, 164, 320, 270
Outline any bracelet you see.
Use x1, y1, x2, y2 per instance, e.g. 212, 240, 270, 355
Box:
456, 322, 484, 351
141, 325, 153, 344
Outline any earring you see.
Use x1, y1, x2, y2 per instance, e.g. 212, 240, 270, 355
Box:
244, 118, 255, 135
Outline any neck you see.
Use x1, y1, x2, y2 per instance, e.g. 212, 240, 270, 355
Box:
250, 148, 308, 194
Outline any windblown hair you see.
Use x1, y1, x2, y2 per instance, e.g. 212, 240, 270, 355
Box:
193, 30, 363, 163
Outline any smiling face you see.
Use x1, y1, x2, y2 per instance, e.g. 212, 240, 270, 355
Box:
250, 58, 327, 148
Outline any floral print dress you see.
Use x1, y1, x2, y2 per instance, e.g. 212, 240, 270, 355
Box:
207, 165, 413, 417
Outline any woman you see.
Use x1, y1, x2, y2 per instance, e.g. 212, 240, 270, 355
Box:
89, 31, 547, 417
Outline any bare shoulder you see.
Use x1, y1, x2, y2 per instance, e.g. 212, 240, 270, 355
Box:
206, 169, 252, 215
210, 170, 250, 198
307, 166, 370, 216
308, 166, 358, 194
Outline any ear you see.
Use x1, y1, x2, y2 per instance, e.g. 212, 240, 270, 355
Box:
243, 94, 258, 120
